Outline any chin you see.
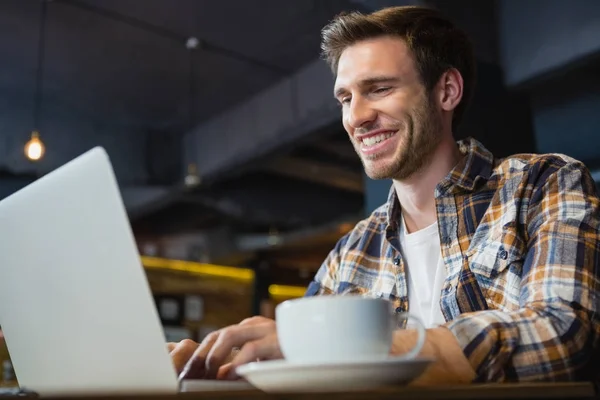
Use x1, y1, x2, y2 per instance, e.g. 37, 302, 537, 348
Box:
362, 159, 398, 180
365, 171, 395, 180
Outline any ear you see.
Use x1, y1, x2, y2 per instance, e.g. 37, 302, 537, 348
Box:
436, 68, 463, 113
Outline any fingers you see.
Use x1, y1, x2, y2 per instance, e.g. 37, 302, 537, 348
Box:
216, 363, 234, 380
179, 319, 277, 380
178, 330, 221, 380
238, 316, 270, 326
169, 339, 199, 375
206, 323, 276, 379
166, 342, 177, 352
183, 316, 264, 378
225, 333, 282, 380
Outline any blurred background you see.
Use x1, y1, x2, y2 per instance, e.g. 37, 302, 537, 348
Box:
0, 0, 599, 381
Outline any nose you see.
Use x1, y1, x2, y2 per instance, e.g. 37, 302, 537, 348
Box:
345, 97, 376, 129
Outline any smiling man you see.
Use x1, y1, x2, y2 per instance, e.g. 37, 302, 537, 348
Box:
170, 5, 600, 384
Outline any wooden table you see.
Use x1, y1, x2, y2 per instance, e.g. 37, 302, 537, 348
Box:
12, 382, 594, 400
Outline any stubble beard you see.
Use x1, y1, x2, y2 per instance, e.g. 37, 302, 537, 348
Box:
358, 96, 443, 181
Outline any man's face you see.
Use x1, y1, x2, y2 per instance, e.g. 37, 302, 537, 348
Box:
333, 36, 442, 180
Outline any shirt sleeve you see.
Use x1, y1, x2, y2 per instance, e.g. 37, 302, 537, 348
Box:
445, 159, 600, 382
304, 232, 352, 296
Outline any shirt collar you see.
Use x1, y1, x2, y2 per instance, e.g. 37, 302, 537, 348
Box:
384, 137, 495, 229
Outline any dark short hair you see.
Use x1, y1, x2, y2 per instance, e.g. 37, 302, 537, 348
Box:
320, 6, 476, 132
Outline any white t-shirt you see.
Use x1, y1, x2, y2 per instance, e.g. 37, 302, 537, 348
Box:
399, 216, 447, 328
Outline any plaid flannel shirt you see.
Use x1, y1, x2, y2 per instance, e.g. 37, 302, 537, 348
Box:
305, 137, 600, 382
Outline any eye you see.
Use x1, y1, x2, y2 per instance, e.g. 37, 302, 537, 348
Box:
373, 87, 391, 94
339, 96, 351, 106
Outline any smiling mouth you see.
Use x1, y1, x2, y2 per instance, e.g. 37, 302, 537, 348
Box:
360, 131, 396, 147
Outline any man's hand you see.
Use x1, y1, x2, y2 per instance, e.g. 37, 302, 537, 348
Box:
167, 316, 282, 381
391, 326, 476, 385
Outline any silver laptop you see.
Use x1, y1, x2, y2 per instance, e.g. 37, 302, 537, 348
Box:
0, 148, 252, 396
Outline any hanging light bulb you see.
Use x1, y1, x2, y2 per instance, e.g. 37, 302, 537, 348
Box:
25, 1, 48, 163
184, 163, 201, 187
24, 130, 45, 161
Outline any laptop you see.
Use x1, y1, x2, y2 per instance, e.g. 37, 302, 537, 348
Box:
0, 147, 253, 396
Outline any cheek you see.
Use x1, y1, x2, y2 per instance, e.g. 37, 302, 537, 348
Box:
342, 118, 354, 138
341, 111, 349, 127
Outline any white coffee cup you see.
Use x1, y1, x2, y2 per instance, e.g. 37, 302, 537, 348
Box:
275, 296, 425, 364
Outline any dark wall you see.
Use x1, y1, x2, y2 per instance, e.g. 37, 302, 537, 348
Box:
456, 62, 536, 157
498, 0, 600, 87
530, 61, 600, 167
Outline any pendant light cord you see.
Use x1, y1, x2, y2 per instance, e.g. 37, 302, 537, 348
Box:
33, 0, 48, 131
188, 48, 195, 131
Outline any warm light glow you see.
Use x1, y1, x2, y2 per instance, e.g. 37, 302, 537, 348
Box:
268, 284, 307, 298
24, 131, 45, 161
141, 256, 254, 282
140, 256, 308, 298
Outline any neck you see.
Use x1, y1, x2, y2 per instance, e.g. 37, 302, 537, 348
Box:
393, 135, 461, 233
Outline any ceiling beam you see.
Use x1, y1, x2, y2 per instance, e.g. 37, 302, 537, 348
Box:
235, 213, 359, 252
265, 156, 363, 193
311, 140, 358, 161
133, 172, 364, 235
182, 183, 362, 227
184, 58, 339, 182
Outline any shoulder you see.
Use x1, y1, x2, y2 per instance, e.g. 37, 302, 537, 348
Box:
490, 152, 596, 193
489, 152, 599, 227
494, 151, 589, 178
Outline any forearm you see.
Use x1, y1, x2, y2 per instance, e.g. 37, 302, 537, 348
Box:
391, 326, 476, 385
445, 304, 596, 382
392, 303, 596, 385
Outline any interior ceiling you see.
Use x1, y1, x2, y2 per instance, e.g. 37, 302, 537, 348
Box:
0, 0, 507, 242
1, 0, 363, 129
1, 1, 521, 244
0, 0, 367, 238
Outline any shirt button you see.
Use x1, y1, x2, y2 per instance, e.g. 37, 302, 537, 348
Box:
499, 250, 508, 260
393, 257, 400, 265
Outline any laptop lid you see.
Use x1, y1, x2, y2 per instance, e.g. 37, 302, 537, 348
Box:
0, 148, 178, 396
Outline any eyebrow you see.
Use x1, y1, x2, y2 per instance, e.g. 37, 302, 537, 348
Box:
333, 75, 401, 98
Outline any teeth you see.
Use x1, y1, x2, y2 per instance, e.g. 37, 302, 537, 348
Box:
362, 132, 395, 147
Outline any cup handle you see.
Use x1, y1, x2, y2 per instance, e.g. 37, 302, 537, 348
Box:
394, 312, 426, 360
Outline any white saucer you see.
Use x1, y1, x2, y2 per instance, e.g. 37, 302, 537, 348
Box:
236, 356, 434, 393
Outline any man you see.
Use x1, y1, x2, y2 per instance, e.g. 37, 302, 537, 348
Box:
170, 5, 600, 384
